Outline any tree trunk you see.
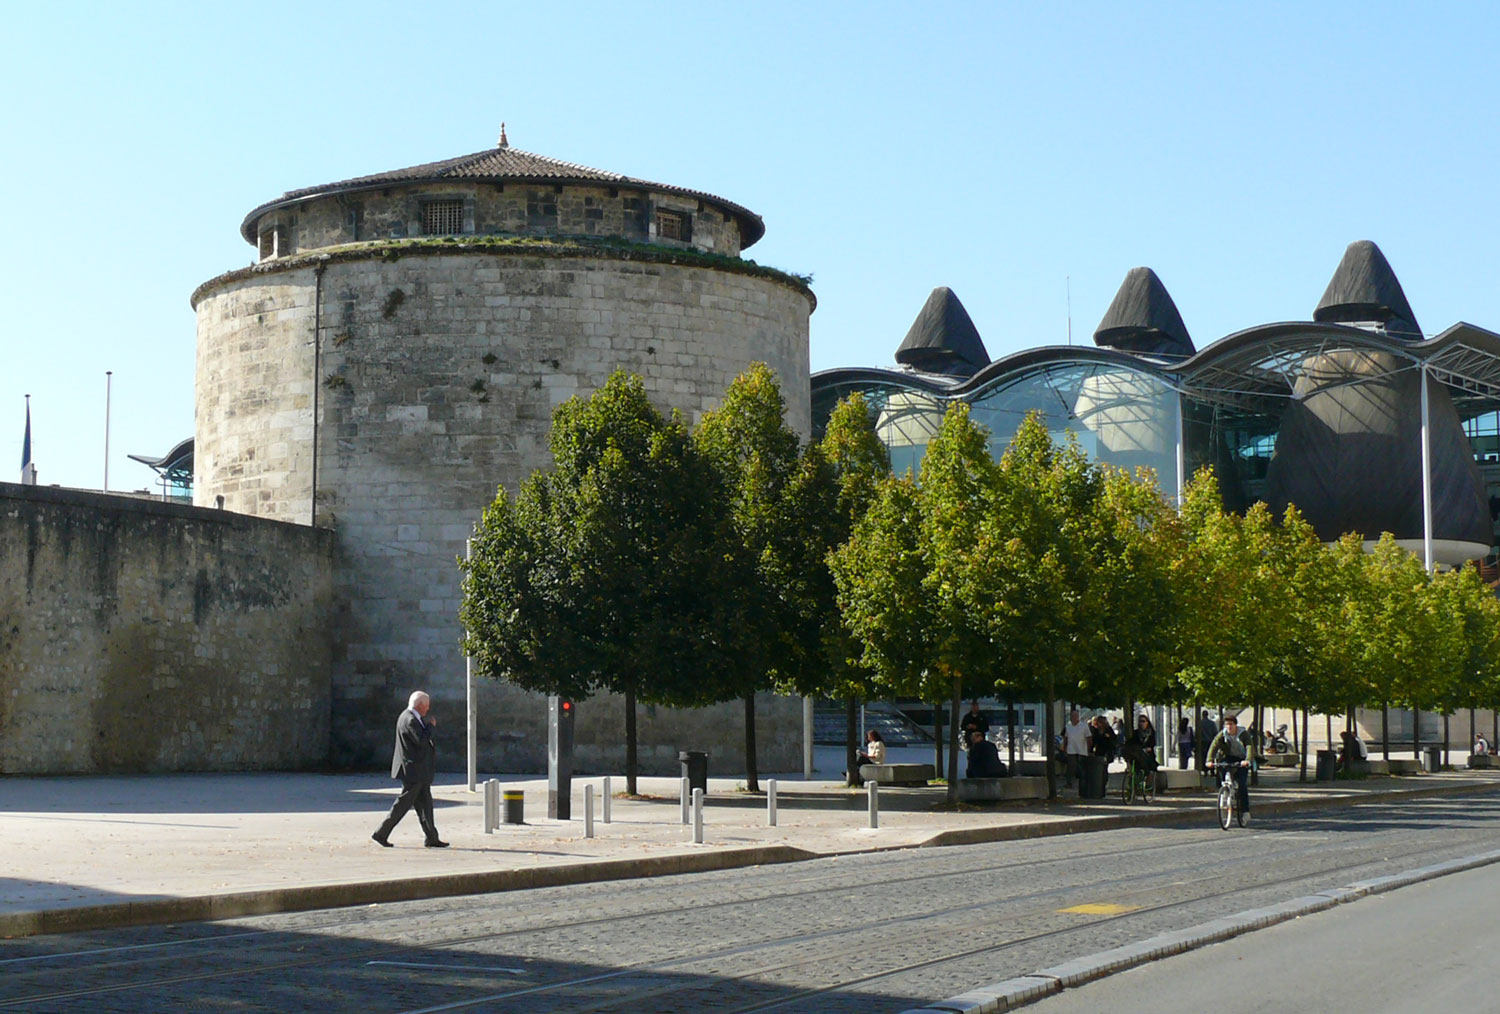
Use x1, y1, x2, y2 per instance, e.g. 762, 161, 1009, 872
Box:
845, 696, 858, 788
625, 688, 638, 796
933, 699, 944, 781
1382, 702, 1390, 761
1471, 707, 1478, 756
1325, 713, 1332, 753
946, 677, 962, 805
743, 694, 759, 793
1413, 707, 1422, 761
1006, 696, 1017, 768
1298, 707, 1310, 783
1045, 679, 1058, 800
1443, 712, 1450, 770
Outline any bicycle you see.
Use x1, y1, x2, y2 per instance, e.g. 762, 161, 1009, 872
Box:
1214, 761, 1250, 829
1120, 757, 1156, 804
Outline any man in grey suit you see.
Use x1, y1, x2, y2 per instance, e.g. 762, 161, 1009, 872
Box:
372, 690, 448, 848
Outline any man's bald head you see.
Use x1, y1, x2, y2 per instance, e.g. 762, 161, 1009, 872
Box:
408, 691, 430, 715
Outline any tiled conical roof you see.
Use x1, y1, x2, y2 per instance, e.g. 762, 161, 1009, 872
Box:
894, 287, 990, 376
1314, 240, 1421, 339
1093, 267, 1195, 358
241, 139, 765, 247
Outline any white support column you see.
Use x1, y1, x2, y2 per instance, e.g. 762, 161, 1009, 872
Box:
466, 535, 477, 792
1174, 387, 1186, 505
1420, 365, 1435, 573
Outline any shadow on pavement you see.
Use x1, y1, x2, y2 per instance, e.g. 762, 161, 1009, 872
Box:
0, 919, 925, 1014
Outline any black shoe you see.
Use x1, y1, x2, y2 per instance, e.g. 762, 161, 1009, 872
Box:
424, 839, 450, 848
372, 833, 392, 848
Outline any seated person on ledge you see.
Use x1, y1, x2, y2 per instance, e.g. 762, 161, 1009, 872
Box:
965, 729, 1007, 778
1338, 729, 1367, 769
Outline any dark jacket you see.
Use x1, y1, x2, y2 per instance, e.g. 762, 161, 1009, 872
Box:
966, 738, 1006, 778
1090, 724, 1117, 761
391, 708, 437, 784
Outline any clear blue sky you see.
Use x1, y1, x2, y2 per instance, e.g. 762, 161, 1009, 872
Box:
5, 1, 1497, 491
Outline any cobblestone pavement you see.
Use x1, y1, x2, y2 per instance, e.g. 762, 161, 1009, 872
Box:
5, 794, 1500, 1013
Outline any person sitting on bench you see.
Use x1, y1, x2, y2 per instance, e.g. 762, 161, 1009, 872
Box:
965, 729, 1007, 778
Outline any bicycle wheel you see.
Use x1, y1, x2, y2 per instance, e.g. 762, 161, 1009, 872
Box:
1122, 764, 1135, 804
1142, 768, 1156, 804
1217, 780, 1233, 830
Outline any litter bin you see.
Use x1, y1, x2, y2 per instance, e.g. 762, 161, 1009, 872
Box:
1080, 755, 1107, 799
1425, 746, 1444, 773
1315, 749, 1338, 781
678, 750, 708, 795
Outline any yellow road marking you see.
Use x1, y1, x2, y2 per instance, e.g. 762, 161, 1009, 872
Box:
1058, 903, 1140, 915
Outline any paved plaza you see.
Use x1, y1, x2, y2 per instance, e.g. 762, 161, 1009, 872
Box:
4, 747, 1497, 939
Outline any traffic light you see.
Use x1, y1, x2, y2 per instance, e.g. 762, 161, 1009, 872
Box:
548, 696, 575, 819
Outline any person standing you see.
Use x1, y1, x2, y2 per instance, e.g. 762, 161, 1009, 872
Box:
1196, 709, 1218, 772
1177, 716, 1195, 770
1063, 708, 1090, 788
960, 701, 990, 742
373, 690, 448, 848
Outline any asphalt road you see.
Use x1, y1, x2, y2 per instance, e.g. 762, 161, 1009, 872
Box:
1024, 859, 1500, 1013
4, 793, 1500, 1014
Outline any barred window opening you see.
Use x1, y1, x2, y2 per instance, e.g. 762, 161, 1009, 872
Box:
656, 210, 690, 242
424, 200, 464, 236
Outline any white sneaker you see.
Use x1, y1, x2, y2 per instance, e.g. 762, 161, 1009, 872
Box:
1242, 811, 1251, 825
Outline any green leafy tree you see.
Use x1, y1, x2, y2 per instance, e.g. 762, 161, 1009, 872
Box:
461, 371, 734, 794
694, 363, 805, 792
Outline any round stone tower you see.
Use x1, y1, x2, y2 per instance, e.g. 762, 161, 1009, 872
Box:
192, 129, 814, 769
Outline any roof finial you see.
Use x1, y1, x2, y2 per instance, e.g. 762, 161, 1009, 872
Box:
498, 122, 508, 149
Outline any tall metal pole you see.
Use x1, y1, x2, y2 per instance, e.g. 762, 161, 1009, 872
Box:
466, 534, 477, 792
802, 696, 814, 779
103, 371, 112, 492
1420, 365, 1434, 573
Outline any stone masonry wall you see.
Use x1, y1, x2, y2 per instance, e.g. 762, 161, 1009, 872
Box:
265, 183, 741, 259
194, 246, 812, 773
0, 483, 334, 774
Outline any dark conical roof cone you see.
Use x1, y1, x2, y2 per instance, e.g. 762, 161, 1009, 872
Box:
1314, 240, 1422, 339
1093, 267, 1195, 357
894, 287, 990, 376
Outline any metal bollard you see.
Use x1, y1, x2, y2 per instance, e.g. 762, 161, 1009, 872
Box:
602, 776, 612, 823
584, 784, 595, 839
503, 788, 525, 824
767, 778, 777, 827
483, 779, 499, 833
681, 776, 691, 825
867, 780, 879, 829
692, 787, 705, 844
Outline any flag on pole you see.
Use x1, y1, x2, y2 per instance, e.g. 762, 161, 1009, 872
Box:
20, 397, 36, 484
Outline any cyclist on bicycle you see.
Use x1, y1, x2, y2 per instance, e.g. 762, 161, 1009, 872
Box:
1120, 714, 1158, 774
1206, 713, 1251, 821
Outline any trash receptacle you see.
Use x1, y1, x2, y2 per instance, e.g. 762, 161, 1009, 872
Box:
1425, 746, 1444, 773
1080, 755, 1107, 799
1315, 749, 1338, 781
678, 750, 708, 795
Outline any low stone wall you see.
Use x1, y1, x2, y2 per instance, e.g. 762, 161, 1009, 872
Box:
0, 483, 335, 774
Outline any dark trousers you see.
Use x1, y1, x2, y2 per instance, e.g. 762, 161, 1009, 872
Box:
1228, 765, 1250, 812
377, 779, 438, 842
1178, 745, 1191, 770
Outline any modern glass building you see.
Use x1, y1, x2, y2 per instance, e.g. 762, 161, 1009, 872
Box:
813, 242, 1500, 568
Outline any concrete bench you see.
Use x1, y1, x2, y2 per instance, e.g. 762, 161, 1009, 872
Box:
1260, 752, 1300, 767
1388, 758, 1422, 775
1155, 768, 1201, 791
1359, 759, 1390, 775
1468, 754, 1497, 769
957, 776, 1048, 802
859, 763, 934, 786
